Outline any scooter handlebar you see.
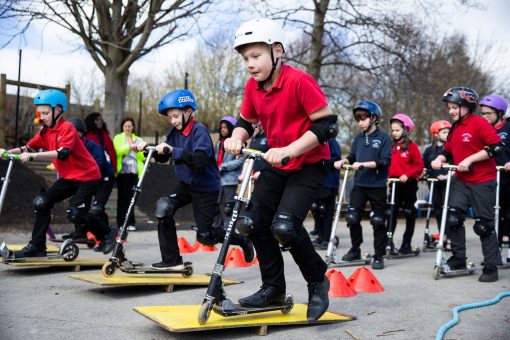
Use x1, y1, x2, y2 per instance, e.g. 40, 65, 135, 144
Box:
1, 153, 33, 161
341, 164, 364, 170
241, 148, 290, 166
441, 164, 471, 171
144, 146, 170, 154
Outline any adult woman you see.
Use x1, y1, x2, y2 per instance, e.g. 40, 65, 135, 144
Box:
113, 117, 145, 231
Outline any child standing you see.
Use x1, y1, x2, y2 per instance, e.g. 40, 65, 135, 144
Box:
431, 87, 503, 282
423, 120, 452, 248
0, 90, 116, 257
480, 94, 510, 263
334, 101, 392, 269
137, 89, 254, 270
224, 18, 336, 321
387, 113, 424, 254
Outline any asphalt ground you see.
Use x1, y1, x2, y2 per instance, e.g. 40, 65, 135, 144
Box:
0, 218, 509, 340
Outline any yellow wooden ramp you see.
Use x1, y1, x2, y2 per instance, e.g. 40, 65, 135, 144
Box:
69, 273, 241, 293
3, 244, 59, 253
134, 304, 355, 335
1, 258, 108, 272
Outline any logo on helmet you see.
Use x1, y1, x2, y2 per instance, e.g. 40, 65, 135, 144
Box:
458, 91, 476, 103
178, 96, 194, 104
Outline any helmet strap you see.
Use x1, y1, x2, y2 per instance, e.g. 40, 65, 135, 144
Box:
50, 106, 64, 128
180, 109, 193, 131
258, 45, 280, 89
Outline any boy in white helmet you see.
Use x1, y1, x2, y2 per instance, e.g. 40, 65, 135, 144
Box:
224, 18, 337, 321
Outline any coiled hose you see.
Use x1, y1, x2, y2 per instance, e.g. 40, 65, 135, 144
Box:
436, 291, 510, 340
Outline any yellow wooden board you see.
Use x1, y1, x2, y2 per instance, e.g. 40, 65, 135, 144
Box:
134, 304, 355, 334
3, 244, 59, 253
70, 273, 241, 292
1, 258, 109, 272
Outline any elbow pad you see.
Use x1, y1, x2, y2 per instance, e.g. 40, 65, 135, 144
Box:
309, 115, 338, 144
485, 142, 505, 158
57, 147, 72, 160
234, 117, 254, 137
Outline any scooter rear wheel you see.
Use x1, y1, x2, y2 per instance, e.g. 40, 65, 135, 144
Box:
281, 296, 294, 314
62, 243, 79, 261
102, 262, 116, 277
198, 302, 212, 325
182, 263, 193, 277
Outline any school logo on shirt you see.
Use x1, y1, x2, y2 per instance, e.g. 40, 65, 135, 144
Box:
499, 132, 508, 142
178, 96, 194, 104
461, 133, 472, 142
372, 140, 381, 148
400, 151, 409, 158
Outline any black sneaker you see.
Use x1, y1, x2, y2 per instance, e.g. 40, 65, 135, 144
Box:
314, 240, 329, 250
371, 255, 384, 270
478, 266, 498, 282
94, 241, 105, 252
341, 247, 361, 261
398, 243, 413, 254
238, 285, 286, 308
307, 276, 330, 321
312, 236, 325, 246
446, 256, 467, 270
150, 261, 185, 271
13, 243, 46, 258
102, 226, 117, 254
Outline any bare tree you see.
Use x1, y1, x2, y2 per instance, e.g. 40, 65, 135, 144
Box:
4, 0, 212, 130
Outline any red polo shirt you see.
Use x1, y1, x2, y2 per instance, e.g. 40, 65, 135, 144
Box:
240, 64, 330, 171
389, 141, 424, 179
444, 114, 500, 184
27, 119, 101, 181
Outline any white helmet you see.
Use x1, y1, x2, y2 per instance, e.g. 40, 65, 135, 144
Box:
234, 19, 286, 52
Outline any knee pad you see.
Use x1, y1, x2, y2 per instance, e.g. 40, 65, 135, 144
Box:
403, 207, 416, 219
271, 212, 298, 248
33, 193, 51, 213
236, 203, 261, 236
223, 201, 234, 217
67, 206, 87, 225
155, 196, 177, 223
370, 214, 386, 229
311, 200, 326, 215
446, 208, 464, 230
89, 201, 104, 217
345, 208, 361, 227
473, 218, 495, 238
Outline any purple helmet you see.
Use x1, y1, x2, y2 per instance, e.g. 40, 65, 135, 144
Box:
391, 113, 415, 133
479, 95, 508, 116
220, 115, 237, 126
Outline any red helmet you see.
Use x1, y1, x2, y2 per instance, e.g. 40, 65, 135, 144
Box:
429, 120, 452, 137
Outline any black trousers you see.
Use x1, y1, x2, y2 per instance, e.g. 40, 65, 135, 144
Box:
348, 186, 387, 256
31, 178, 109, 248
245, 161, 328, 292
158, 182, 219, 264
312, 188, 337, 241
116, 173, 137, 228
388, 180, 418, 245
92, 177, 114, 226
431, 182, 447, 232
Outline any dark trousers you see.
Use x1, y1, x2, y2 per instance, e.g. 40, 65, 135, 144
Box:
388, 180, 418, 245
448, 177, 500, 267
213, 185, 237, 229
312, 188, 337, 241
116, 173, 138, 228
498, 172, 510, 243
32, 178, 109, 248
348, 186, 387, 256
246, 162, 328, 292
432, 182, 447, 232
158, 182, 219, 264
92, 177, 114, 226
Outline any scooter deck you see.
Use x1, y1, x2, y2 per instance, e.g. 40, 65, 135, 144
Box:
48, 238, 96, 248
385, 248, 421, 259
134, 304, 355, 335
2, 244, 59, 254
213, 302, 293, 316
327, 257, 372, 268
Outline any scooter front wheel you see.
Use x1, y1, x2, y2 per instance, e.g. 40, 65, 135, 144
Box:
62, 243, 79, 261
198, 301, 212, 325
182, 263, 193, 278
102, 262, 116, 277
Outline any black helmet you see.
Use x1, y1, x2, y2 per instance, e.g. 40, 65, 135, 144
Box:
68, 117, 87, 133
442, 87, 479, 112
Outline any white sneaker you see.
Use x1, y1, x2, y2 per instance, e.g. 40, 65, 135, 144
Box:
127, 225, 136, 231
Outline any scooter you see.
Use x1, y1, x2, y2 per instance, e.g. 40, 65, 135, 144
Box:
495, 166, 510, 269
325, 164, 371, 267
102, 146, 193, 277
197, 149, 292, 325
46, 226, 96, 249
422, 177, 438, 252
433, 165, 475, 280
385, 178, 420, 259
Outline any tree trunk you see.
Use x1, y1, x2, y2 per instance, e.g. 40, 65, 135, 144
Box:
103, 67, 129, 135
307, 0, 329, 81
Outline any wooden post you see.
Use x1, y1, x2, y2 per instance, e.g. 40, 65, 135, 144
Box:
0, 74, 6, 146
65, 83, 71, 115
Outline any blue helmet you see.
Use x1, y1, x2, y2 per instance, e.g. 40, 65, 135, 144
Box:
34, 89, 68, 112
158, 89, 197, 115
353, 100, 382, 120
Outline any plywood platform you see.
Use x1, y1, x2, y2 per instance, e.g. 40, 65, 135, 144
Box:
1, 258, 108, 272
134, 304, 355, 335
70, 273, 242, 293
3, 244, 59, 253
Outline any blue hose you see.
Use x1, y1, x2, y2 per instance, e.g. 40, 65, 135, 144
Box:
436, 291, 510, 340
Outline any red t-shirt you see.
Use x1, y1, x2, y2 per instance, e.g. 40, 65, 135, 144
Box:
240, 64, 330, 171
27, 119, 101, 181
444, 114, 500, 184
389, 141, 424, 179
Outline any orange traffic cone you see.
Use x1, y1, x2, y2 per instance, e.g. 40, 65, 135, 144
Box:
225, 248, 251, 267
326, 269, 356, 297
178, 237, 194, 254
192, 241, 217, 252
348, 267, 384, 293
86, 232, 100, 246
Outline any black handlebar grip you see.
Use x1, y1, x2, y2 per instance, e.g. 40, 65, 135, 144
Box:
162, 146, 170, 154
358, 165, 365, 170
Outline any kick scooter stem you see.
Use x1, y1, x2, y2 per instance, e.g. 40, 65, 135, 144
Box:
435, 165, 457, 268
0, 153, 32, 215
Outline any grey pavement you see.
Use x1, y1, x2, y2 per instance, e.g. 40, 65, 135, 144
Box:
0, 218, 509, 340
